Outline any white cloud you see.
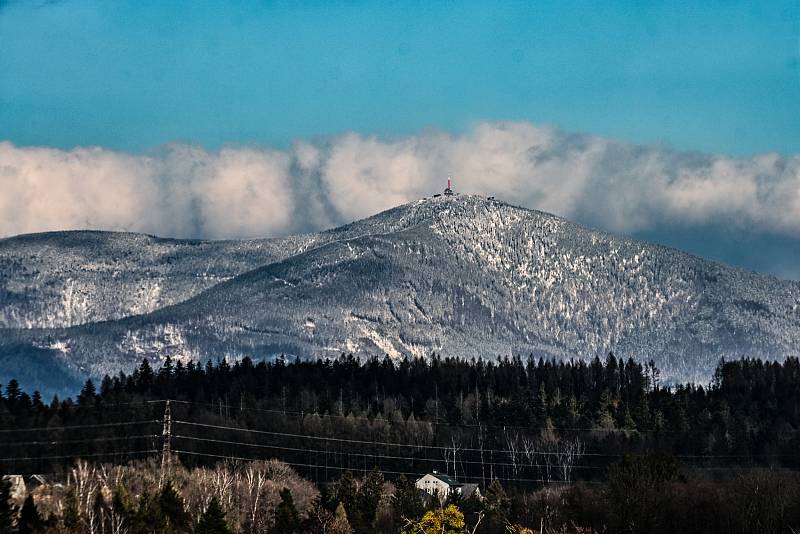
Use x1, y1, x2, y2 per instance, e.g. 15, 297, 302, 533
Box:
1, 122, 799, 240
0, 143, 164, 237
0, 142, 296, 239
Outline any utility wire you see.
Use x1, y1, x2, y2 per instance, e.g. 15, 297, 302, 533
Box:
171, 449, 577, 485
173, 419, 795, 460
165, 399, 686, 435
171, 434, 605, 471
0, 414, 786, 463
173, 419, 584, 456
0, 449, 159, 462
0, 420, 159, 434
0, 434, 160, 447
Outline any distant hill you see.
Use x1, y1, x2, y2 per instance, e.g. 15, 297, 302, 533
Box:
2, 194, 799, 395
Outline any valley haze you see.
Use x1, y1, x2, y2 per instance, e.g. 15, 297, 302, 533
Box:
1, 193, 798, 397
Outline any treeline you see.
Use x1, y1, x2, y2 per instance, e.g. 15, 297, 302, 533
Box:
2, 355, 800, 480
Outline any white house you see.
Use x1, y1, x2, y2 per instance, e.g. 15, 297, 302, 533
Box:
415, 471, 481, 501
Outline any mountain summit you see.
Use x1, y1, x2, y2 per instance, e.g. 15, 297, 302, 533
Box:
2, 194, 799, 394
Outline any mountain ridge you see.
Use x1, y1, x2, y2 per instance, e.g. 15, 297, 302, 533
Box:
1, 194, 798, 395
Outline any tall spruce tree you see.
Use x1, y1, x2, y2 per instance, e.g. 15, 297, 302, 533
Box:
482, 480, 511, 534
393, 475, 423, 525
331, 472, 359, 518
197, 497, 231, 534
273, 488, 301, 534
158, 481, 189, 532
357, 469, 385, 531
77, 379, 96, 406
18, 494, 42, 534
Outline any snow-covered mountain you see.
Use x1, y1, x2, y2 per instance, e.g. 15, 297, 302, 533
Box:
0, 204, 435, 329
0, 231, 307, 329
2, 194, 799, 395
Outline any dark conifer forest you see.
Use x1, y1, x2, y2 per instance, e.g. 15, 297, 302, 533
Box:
2, 354, 800, 533
4, 354, 800, 475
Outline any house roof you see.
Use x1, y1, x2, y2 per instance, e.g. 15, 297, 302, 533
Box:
428, 472, 462, 487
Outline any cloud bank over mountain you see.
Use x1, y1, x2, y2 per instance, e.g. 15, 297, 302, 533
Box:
1, 122, 799, 243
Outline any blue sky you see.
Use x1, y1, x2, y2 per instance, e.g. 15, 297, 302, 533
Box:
1, 1, 799, 279
2, 1, 799, 154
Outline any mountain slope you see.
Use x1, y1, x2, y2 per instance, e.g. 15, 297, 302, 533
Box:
0, 231, 309, 328
0, 203, 447, 329
2, 195, 799, 394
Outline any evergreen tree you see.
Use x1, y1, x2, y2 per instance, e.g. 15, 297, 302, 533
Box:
131, 491, 166, 533
533, 383, 548, 423
100, 375, 114, 397
17, 494, 42, 534
158, 481, 189, 533
136, 359, 155, 391
595, 389, 616, 430
16, 393, 32, 413
393, 475, 424, 524
273, 488, 301, 534
482, 479, 511, 534
333, 503, 354, 534
4, 380, 20, 407
30, 391, 42, 410
111, 486, 134, 533
452, 492, 484, 533
77, 379, 96, 406
196, 497, 231, 534
330, 472, 358, 517
357, 469, 384, 530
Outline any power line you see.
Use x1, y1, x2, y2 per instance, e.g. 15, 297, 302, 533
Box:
0, 449, 159, 463
173, 419, 793, 460
173, 419, 589, 456
172, 445, 792, 479
171, 434, 605, 471
165, 399, 680, 435
0, 413, 788, 465
0, 400, 166, 419
0, 434, 159, 447
173, 449, 424, 477
0, 420, 159, 434
171, 449, 577, 485
29, 397, 790, 441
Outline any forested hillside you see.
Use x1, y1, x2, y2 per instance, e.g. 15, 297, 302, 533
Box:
3, 355, 800, 479
2, 355, 800, 533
